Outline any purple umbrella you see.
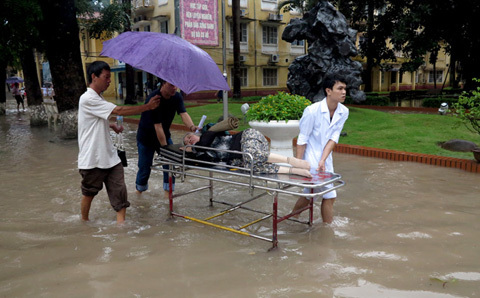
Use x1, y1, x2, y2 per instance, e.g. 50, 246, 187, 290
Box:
6, 76, 24, 84
100, 31, 230, 94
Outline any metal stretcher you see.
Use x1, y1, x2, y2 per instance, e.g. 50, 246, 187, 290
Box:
152, 144, 345, 250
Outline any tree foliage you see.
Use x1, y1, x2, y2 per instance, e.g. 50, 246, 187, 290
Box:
385, 0, 480, 90
278, 0, 319, 14
451, 78, 480, 136
78, 0, 131, 39
1, 0, 44, 107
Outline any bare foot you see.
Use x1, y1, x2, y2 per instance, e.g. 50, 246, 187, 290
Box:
291, 168, 312, 178
288, 157, 310, 169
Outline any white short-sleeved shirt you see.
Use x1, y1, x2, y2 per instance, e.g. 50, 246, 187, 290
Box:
297, 98, 349, 173
78, 88, 119, 169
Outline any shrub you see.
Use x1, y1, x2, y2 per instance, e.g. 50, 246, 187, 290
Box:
451, 78, 480, 136
246, 91, 311, 122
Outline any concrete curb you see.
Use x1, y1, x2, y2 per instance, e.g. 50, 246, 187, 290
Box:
334, 144, 479, 173
125, 119, 479, 173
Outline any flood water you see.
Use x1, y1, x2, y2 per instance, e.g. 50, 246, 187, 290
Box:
1, 99, 479, 297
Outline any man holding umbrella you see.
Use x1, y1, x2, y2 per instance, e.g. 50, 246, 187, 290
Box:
135, 80, 198, 198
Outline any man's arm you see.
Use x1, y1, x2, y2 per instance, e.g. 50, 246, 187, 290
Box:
317, 139, 336, 172
180, 112, 198, 132
154, 123, 168, 146
296, 144, 306, 160
111, 95, 160, 116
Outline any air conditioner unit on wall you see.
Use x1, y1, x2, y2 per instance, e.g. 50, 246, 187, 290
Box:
270, 54, 279, 63
239, 55, 246, 62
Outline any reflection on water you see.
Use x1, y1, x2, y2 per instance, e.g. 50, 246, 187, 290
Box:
0, 102, 479, 297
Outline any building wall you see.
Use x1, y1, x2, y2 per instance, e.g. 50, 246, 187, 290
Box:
128, 0, 305, 100
354, 35, 453, 93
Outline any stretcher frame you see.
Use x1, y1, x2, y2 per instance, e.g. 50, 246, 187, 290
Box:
152, 144, 345, 250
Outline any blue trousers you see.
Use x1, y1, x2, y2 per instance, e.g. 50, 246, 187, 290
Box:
136, 138, 175, 192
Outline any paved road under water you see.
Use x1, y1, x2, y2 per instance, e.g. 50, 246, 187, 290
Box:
0, 99, 479, 297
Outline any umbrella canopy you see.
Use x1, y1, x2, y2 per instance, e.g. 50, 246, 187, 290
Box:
100, 31, 230, 94
6, 76, 24, 84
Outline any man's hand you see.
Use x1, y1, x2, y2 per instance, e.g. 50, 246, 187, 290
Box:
189, 125, 200, 132
110, 123, 124, 134
316, 160, 326, 172
147, 95, 161, 110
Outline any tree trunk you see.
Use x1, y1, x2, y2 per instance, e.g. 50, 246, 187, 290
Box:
38, 0, 86, 113
0, 58, 6, 104
124, 64, 136, 104
449, 53, 457, 88
20, 48, 43, 107
38, 0, 86, 138
122, 0, 136, 104
232, 0, 241, 99
363, 0, 375, 92
20, 47, 47, 126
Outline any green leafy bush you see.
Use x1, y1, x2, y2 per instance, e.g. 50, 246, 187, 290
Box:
451, 78, 480, 135
246, 92, 311, 122
422, 97, 459, 108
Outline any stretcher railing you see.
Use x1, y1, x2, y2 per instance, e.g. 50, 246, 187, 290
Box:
152, 144, 345, 250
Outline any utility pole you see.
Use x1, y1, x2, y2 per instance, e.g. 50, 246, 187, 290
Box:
232, 0, 241, 99
222, 0, 228, 120
122, 0, 136, 104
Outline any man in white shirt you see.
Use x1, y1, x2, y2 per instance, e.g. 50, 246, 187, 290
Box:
78, 61, 160, 224
291, 74, 349, 223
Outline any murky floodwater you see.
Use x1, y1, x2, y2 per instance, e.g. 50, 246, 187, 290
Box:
1, 98, 479, 297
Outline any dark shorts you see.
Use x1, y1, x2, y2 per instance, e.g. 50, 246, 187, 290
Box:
15, 95, 23, 104
79, 163, 130, 212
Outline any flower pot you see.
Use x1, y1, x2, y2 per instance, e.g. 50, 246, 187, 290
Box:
248, 120, 300, 157
473, 149, 480, 163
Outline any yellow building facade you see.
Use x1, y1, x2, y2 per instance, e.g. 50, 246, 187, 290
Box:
112, 0, 307, 99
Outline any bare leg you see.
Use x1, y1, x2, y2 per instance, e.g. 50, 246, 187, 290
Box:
321, 198, 336, 224
291, 196, 310, 218
267, 153, 310, 169
267, 153, 288, 163
278, 166, 312, 178
116, 208, 126, 224
81, 195, 94, 221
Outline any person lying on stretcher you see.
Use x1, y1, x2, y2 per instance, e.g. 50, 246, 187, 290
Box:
182, 128, 312, 178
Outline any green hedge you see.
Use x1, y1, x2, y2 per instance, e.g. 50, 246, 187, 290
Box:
422, 97, 459, 108
345, 95, 390, 106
